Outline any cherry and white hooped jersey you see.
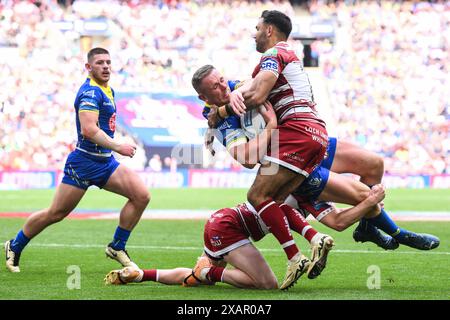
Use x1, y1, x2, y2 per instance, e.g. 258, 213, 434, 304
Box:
252, 42, 325, 126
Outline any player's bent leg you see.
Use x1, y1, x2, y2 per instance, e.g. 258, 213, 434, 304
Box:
103, 165, 150, 230
318, 171, 370, 206
331, 140, 384, 186
223, 244, 278, 289
319, 180, 399, 250
103, 165, 150, 268
5, 183, 85, 273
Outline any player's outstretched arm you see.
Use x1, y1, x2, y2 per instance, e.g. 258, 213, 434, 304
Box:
228, 101, 277, 169
79, 111, 137, 157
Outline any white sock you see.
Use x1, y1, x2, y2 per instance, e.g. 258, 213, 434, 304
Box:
133, 269, 144, 282
199, 267, 211, 281
289, 252, 301, 262
311, 232, 323, 245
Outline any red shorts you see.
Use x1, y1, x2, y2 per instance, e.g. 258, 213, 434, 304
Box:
203, 208, 250, 260
264, 120, 328, 177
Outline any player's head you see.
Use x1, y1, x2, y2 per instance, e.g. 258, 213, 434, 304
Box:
85, 47, 111, 85
192, 65, 230, 106
255, 10, 292, 53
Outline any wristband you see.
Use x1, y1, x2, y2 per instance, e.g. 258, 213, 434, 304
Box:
225, 103, 236, 116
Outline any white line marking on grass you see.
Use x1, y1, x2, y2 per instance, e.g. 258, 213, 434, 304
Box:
29, 243, 450, 255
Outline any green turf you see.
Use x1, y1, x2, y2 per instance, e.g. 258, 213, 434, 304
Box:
0, 188, 449, 300
0, 218, 448, 300
0, 188, 449, 211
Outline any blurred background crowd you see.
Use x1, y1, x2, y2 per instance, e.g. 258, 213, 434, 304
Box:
0, 0, 448, 176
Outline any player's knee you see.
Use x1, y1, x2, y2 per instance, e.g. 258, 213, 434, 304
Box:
140, 190, 151, 205
364, 155, 384, 181
373, 155, 384, 173
46, 209, 68, 224
247, 189, 266, 207
256, 277, 278, 290
133, 189, 151, 206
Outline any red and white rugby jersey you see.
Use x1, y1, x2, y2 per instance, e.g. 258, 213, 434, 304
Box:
233, 202, 269, 242
252, 41, 325, 126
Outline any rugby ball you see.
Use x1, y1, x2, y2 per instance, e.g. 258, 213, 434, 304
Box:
240, 106, 266, 140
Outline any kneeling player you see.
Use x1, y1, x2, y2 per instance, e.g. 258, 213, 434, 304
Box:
104, 185, 384, 290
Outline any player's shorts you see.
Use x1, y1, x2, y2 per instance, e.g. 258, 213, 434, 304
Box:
295, 165, 330, 200
203, 208, 250, 261
264, 120, 328, 177
292, 165, 334, 221
321, 137, 337, 170
61, 149, 120, 190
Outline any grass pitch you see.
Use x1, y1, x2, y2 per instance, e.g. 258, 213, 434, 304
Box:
0, 188, 449, 300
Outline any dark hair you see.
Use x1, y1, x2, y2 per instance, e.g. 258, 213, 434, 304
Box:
191, 65, 215, 93
261, 10, 292, 39
87, 47, 110, 62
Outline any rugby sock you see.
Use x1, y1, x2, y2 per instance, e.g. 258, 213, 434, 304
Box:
256, 199, 299, 260
280, 204, 318, 243
10, 230, 30, 254
142, 269, 157, 282
111, 226, 131, 251
367, 208, 407, 241
206, 266, 225, 282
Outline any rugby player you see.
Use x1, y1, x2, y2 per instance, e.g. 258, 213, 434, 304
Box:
104, 179, 386, 290
194, 65, 440, 252
205, 10, 333, 289
5, 48, 150, 273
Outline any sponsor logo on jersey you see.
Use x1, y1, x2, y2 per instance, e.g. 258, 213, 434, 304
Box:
263, 48, 278, 57
260, 58, 279, 73
82, 90, 96, 98
210, 236, 222, 247
308, 177, 322, 187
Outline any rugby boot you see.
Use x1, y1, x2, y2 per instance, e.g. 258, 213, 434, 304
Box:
5, 240, 21, 273
308, 233, 334, 279
105, 243, 139, 268
397, 231, 440, 250
280, 254, 311, 291
353, 224, 399, 250
104, 266, 143, 285
183, 256, 215, 287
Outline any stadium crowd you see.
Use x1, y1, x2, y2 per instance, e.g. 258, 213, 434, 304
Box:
0, 0, 448, 175
310, 0, 449, 175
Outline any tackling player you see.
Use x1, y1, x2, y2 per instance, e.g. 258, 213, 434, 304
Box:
211, 10, 333, 289
193, 65, 440, 252
5, 48, 150, 273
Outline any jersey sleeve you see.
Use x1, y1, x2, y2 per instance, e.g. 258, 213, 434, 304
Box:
259, 48, 282, 78
224, 128, 248, 151
78, 88, 101, 113
218, 116, 248, 151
